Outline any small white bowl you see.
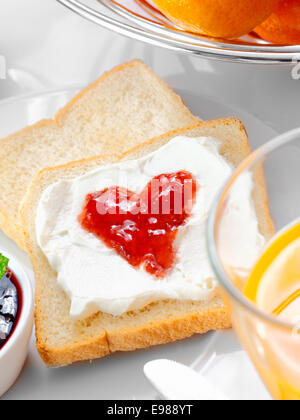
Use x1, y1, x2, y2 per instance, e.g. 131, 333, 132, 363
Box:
0, 251, 34, 397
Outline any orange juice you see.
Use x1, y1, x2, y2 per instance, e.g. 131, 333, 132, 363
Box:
244, 221, 300, 400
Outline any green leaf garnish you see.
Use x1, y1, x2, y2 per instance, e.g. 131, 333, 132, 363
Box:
0, 253, 9, 279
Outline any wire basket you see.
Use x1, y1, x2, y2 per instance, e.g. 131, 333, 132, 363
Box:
57, 0, 300, 64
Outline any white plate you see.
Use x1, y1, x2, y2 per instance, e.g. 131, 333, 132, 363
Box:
0, 87, 276, 400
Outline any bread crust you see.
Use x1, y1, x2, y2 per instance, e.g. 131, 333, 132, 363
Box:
36, 333, 110, 368
106, 295, 231, 354
38, 299, 231, 368
21, 118, 274, 367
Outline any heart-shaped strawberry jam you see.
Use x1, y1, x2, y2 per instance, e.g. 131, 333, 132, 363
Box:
79, 171, 197, 278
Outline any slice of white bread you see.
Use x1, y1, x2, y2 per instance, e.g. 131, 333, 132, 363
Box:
20, 118, 274, 367
0, 60, 198, 250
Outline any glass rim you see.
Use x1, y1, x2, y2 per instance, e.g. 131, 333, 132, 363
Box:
207, 127, 300, 332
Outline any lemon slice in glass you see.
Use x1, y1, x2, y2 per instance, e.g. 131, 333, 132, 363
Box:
245, 221, 300, 323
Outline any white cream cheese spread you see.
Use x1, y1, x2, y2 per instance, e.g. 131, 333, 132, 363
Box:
36, 137, 265, 318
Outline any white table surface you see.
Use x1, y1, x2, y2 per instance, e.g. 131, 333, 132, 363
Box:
0, 0, 299, 400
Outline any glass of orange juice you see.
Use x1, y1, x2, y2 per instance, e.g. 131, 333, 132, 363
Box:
207, 128, 300, 400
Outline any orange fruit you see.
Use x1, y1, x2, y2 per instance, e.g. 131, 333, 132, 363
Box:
255, 0, 300, 44
152, 0, 279, 39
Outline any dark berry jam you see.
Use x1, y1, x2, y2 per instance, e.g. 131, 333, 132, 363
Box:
79, 171, 197, 278
0, 269, 21, 350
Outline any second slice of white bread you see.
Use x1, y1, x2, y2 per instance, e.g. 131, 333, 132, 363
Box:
20, 118, 275, 367
0, 60, 198, 250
